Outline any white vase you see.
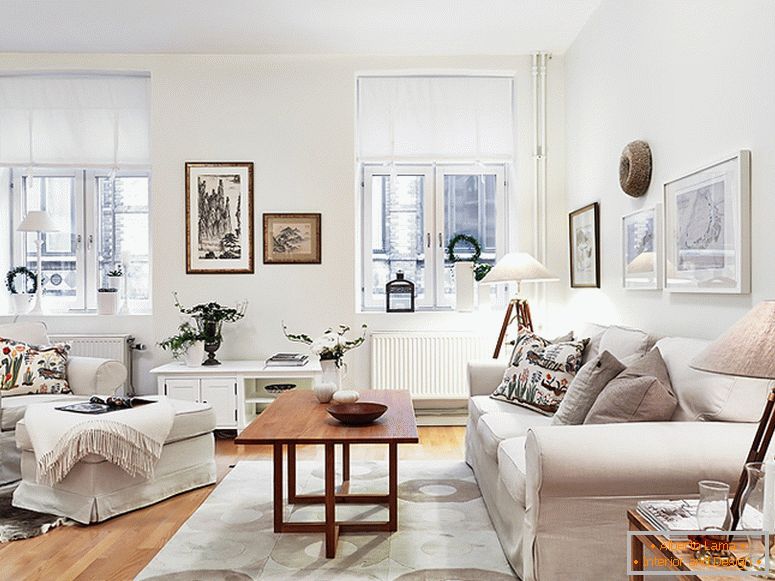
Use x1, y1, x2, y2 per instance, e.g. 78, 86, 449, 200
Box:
96, 291, 119, 315
314, 382, 337, 403
106, 275, 123, 291
455, 261, 475, 312
183, 341, 205, 367
320, 358, 345, 390
11, 293, 34, 315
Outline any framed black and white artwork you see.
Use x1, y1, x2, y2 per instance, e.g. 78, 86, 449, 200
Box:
262, 213, 321, 264
569, 202, 600, 288
664, 151, 750, 293
622, 205, 662, 290
185, 162, 254, 274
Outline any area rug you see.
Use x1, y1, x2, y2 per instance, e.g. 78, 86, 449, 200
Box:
0, 483, 72, 543
137, 459, 516, 580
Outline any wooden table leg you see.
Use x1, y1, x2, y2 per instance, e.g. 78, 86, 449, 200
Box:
342, 443, 350, 487
388, 442, 398, 532
630, 533, 644, 581
287, 443, 296, 503
325, 442, 339, 558
273, 443, 284, 533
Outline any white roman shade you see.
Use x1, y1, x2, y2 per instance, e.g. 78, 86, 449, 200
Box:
357, 75, 514, 162
0, 73, 150, 167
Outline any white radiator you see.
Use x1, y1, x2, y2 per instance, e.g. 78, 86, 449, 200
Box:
50, 334, 133, 391
370, 332, 486, 399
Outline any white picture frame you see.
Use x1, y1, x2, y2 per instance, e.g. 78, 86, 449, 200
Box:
622, 205, 662, 290
664, 151, 750, 294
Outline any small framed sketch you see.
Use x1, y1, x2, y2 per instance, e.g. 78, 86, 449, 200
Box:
263, 213, 321, 264
569, 202, 600, 288
185, 162, 254, 274
622, 205, 662, 290
664, 151, 751, 293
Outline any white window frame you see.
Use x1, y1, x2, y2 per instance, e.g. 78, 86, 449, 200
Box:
361, 162, 508, 311
10, 167, 151, 313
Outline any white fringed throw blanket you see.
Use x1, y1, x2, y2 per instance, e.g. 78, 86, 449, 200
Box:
25, 398, 175, 485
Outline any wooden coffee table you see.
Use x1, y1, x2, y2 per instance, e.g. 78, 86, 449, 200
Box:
235, 389, 419, 557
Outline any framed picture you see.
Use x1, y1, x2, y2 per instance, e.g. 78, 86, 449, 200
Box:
664, 151, 750, 293
263, 213, 321, 264
569, 202, 600, 288
185, 162, 254, 274
622, 205, 662, 290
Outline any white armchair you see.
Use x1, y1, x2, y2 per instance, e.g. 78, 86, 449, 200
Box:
0, 321, 127, 485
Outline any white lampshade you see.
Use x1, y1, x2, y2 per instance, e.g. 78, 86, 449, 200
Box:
626, 252, 656, 274
480, 252, 558, 285
691, 301, 775, 380
17, 211, 61, 233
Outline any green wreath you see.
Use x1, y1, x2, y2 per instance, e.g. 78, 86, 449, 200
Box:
5, 266, 37, 295
446, 234, 482, 264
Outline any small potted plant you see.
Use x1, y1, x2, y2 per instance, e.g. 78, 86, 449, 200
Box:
106, 264, 123, 290
173, 293, 247, 366
5, 266, 37, 315
159, 322, 206, 367
97, 287, 119, 315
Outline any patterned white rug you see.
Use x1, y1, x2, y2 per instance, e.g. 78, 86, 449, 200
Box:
138, 459, 516, 580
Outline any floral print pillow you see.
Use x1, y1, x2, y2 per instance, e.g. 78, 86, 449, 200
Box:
491, 332, 588, 415
0, 338, 72, 397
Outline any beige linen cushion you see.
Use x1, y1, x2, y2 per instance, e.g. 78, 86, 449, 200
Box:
598, 325, 655, 365
551, 351, 625, 425
585, 349, 677, 424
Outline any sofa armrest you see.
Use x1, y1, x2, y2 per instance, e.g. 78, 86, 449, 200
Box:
525, 421, 757, 499
67, 356, 127, 396
467, 359, 506, 397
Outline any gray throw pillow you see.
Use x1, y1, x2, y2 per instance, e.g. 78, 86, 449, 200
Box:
551, 351, 625, 425
582, 331, 604, 364
584, 348, 677, 424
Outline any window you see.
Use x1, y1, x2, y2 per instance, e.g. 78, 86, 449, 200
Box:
361, 164, 506, 310
9, 168, 151, 312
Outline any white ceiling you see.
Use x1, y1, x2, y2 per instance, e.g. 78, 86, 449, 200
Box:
1, 0, 602, 55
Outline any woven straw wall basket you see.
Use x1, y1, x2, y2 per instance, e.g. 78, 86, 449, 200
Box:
619, 140, 652, 197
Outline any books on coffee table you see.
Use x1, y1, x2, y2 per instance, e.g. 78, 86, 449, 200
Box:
265, 353, 309, 367
636, 499, 700, 532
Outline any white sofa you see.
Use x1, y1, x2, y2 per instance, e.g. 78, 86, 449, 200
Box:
465, 324, 769, 581
0, 321, 127, 485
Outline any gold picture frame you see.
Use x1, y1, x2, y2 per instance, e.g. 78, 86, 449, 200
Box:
263, 213, 322, 264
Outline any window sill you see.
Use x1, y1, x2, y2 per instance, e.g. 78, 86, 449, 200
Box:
0, 311, 153, 319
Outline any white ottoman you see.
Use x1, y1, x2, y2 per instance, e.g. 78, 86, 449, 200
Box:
12, 398, 216, 524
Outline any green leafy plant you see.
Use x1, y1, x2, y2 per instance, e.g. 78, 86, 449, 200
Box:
97, 287, 119, 293
107, 265, 123, 277
473, 263, 493, 282
5, 266, 37, 295
283, 322, 368, 367
173, 292, 247, 324
446, 233, 494, 282
159, 322, 206, 359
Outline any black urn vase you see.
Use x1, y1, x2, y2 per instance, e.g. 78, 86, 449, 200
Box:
201, 320, 223, 366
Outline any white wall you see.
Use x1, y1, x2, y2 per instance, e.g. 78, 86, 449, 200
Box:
0, 53, 566, 393
563, 0, 775, 338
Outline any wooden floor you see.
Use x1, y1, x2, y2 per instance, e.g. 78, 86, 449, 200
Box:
0, 426, 465, 581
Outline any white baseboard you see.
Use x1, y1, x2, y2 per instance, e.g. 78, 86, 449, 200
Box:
416, 414, 467, 426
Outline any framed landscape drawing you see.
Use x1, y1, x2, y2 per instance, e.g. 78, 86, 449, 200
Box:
664, 151, 750, 293
622, 205, 662, 290
569, 202, 600, 288
185, 162, 254, 274
263, 213, 321, 264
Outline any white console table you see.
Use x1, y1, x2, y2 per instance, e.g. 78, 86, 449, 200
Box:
150, 360, 321, 431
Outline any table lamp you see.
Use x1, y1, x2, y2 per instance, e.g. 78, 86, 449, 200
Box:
17, 210, 61, 315
691, 300, 775, 529
480, 252, 558, 358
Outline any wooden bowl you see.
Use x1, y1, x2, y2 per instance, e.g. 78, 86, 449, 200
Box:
327, 402, 388, 425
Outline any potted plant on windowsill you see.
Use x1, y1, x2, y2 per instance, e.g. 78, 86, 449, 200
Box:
106, 264, 123, 290
97, 287, 119, 315
159, 322, 206, 367
5, 266, 37, 315
173, 293, 247, 366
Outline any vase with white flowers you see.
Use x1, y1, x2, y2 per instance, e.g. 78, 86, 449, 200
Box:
283, 323, 367, 392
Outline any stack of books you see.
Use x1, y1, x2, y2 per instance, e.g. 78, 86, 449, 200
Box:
265, 353, 309, 367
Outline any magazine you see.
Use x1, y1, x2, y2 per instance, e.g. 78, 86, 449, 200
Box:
56, 397, 156, 415
636, 499, 700, 531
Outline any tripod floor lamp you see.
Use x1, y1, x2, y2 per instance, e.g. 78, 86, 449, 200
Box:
480, 252, 558, 359
691, 301, 775, 530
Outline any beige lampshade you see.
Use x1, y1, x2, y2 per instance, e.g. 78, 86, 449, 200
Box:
691, 301, 775, 380
17, 210, 61, 233
480, 252, 558, 285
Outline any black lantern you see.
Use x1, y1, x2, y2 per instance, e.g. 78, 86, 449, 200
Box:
386, 271, 415, 313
